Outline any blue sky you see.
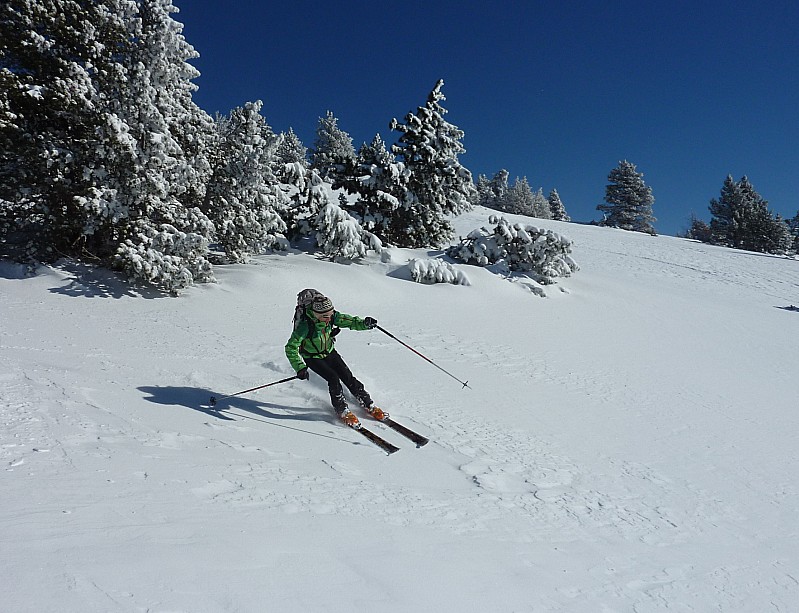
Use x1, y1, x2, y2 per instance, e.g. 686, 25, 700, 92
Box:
177, 0, 798, 236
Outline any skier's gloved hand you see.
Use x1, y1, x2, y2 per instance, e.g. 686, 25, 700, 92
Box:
297, 367, 309, 380
364, 317, 377, 329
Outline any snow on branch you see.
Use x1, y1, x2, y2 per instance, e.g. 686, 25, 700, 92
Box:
447, 215, 578, 285
408, 258, 471, 285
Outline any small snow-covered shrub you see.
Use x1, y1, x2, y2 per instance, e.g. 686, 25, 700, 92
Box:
409, 258, 471, 285
447, 215, 578, 284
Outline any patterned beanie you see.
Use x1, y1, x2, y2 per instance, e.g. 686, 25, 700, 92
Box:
311, 296, 334, 313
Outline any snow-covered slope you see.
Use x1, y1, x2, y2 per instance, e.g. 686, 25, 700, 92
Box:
2, 207, 797, 612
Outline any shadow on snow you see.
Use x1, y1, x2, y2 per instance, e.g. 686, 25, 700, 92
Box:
138, 385, 356, 444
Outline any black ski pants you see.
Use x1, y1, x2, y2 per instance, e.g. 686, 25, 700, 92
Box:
305, 350, 371, 411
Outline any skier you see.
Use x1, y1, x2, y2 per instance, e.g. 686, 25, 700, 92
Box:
285, 295, 384, 426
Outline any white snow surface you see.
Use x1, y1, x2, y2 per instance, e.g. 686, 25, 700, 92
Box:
2, 207, 798, 612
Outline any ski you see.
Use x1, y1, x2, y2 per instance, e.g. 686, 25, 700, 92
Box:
364, 409, 429, 447
350, 423, 400, 455
381, 418, 429, 447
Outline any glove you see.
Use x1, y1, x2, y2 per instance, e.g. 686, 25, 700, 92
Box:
364, 317, 377, 329
297, 367, 309, 380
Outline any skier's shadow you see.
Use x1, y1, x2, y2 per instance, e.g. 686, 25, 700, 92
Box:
138, 385, 329, 424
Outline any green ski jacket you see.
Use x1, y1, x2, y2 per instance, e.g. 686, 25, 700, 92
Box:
285, 307, 370, 372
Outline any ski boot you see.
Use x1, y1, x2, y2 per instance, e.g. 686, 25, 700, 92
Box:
337, 407, 361, 428
362, 403, 389, 422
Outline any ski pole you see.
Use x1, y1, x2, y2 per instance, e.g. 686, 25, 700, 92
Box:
209, 375, 298, 407
376, 325, 470, 389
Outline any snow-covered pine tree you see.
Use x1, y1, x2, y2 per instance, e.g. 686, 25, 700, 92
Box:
204, 101, 288, 263
315, 195, 368, 260
788, 211, 799, 254
709, 175, 791, 254
532, 187, 551, 219
309, 111, 356, 185
341, 134, 407, 243
271, 128, 309, 186
389, 79, 475, 247
0, 0, 135, 262
488, 170, 510, 211
737, 177, 792, 255
1, 0, 215, 290
788, 211, 799, 235
709, 175, 744, 247
597, 160, 656, 234
474, 175, 492, 207
766, 214, 793, 255
113, 0, 214, 291
684, 213, 712, 242
474, 169, 510, 211
284, 169, 331, 240
147, 2, 214, 212
548, 189, 570, 221
505, 177, 534, 216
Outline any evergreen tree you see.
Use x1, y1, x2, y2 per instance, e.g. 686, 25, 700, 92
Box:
548, 189, 570, 221
486, 170, 510, 211
738, 177, 791, 254
505, 177, 534, 216
597, 160, 656, 234
315, 196, 368, 261
709, 175, 744, 247
788, 211, 799, 236
113, 0, 214, 291
684, 213, 712, 242
389, 79, 475, 247
766, 214, 793, 255
309, 111, 356, 184
285, 169, 328, 239
151, 2, 214, 211
788, 211, 799, 254
473, 169, 512, 212
474, 174, 492, 208
343, 134, 407, 242
709, 175, 790, 254
0, 0, 135, 261
271, 128, 309, 189
204, 101, 288, 263
275, 128, 308, 165
2, 0, 216, 291
532, 187, 551, 219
